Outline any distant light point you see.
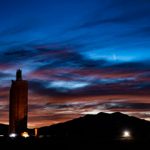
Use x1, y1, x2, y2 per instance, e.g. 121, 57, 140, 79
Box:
122, 130, 131, 139
9, 133, 17, 138
21, 132, 29, 138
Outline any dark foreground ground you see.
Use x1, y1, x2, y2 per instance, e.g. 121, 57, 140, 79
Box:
1, 113, 150, 149
0, 137, 149, 149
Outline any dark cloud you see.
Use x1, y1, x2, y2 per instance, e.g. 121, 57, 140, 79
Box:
29, 73, 150, 99
0, 72, 12, 78
44, 102, 99, 110
0, 45, 103, 73
4, 49, 34, 57
28, 104, 44, 112
0, 19, 39, 37
48, 101, 150, 112
36, 50, 107, 69
29, 114, 79, 123
29, 80, 69, 97
119, 26, 150, 38
107, 61, 150, 72
31, 47, 150, 79
0, 49, 35, 65
105, 102, 150, 110
27, 47, 150, 98
72, 0, 150, 32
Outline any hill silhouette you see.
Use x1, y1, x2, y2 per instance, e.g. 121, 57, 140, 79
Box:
0, 124, 8, 135
0, 112, 149, 148
39, 112, 150, 143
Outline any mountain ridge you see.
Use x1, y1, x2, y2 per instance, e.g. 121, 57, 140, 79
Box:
38, 112, 150, 142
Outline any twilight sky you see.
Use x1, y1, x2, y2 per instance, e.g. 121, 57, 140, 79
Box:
0, 0, 150, 128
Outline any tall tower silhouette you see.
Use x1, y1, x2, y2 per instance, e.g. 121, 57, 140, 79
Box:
9, 69, 28, 135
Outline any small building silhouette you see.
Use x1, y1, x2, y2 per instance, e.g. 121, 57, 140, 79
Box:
9, 69, 28, 135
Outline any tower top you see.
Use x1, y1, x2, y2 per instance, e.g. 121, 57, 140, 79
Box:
16, 69, 22, 80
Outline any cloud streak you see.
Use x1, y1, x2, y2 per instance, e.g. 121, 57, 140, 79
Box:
0, 0, 150, 127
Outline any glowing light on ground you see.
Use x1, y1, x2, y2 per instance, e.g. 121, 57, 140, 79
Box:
9, 133, 17, 138
21, 132, 29, 138
122, 130, 132, 139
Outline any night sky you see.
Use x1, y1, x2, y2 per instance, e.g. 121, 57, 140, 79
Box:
0, 0, 150, 128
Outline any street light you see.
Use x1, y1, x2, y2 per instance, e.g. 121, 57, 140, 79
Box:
121, 130, 132, 140
9, 133, 17, 138
21, 132, 29, 138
